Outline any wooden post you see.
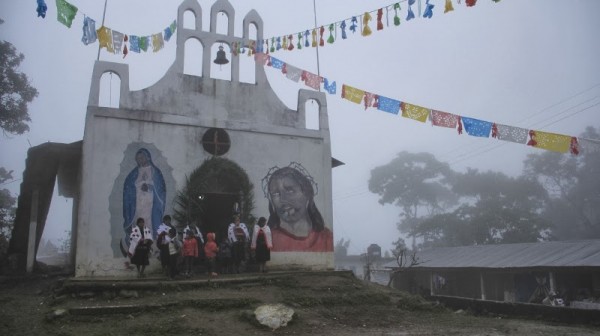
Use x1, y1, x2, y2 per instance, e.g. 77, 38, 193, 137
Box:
430, 272, 434, 296
549, 271, 556, 293
26, 189, 39, 273
480, 272, 486, 300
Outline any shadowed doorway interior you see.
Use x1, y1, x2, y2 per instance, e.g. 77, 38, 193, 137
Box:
200, 192, 238, 243
173, 157, 255, 242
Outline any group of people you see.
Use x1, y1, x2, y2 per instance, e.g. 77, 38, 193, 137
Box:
127, 214, 273, 278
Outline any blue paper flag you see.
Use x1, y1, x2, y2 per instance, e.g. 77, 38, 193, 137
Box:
461, 117, 493, 137
423, 0, 435, 18
340, 20, 347, 39
37, 0, 48, 18
350, 16, 358, 33
304, 30, 310, 47
164, 26, 173, 41
270, 57, 284, 69
81, 16, 97, 45
324, 78, 336, 94
377, 96, 401, 115
129, 35, 140, 53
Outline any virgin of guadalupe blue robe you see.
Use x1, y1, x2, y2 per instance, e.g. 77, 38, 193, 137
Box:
122, 148, 166, 248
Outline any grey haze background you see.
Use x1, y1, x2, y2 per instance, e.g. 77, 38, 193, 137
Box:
1, 0, 599, 255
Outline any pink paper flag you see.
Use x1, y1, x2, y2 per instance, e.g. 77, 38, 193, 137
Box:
430, 110, 459, 128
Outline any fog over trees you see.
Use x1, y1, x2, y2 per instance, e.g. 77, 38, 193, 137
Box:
369, 126, 600, 251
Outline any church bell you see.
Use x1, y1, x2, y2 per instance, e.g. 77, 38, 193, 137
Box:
213, 45, 229, 65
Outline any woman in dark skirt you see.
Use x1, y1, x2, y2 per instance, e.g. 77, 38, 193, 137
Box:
251, 217, 273, 273
128, 217, 153, 277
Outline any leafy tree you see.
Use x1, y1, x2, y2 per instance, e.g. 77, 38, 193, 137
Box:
412, 170, 550, 248
0, 168, 16, 258
524, 126, 600, 239
368, 152, 457, 243
0, 28, 39, 135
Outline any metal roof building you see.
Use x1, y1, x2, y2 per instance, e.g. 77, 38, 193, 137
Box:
385, 240, 600, 306
384, 240, 600, 270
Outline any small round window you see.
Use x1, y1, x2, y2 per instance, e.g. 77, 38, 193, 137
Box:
201, 128, 230, 156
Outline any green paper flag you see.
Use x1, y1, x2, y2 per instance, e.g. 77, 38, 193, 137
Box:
56, 0, 78, 28
139, 36, 149, 52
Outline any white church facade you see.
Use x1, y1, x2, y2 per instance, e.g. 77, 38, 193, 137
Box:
74, 0, 335, 277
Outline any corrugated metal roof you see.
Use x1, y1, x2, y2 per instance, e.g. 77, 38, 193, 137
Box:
383, 240, 600, 269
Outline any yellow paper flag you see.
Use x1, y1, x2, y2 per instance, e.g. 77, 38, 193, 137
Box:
342, 85, 365, 104
528, 130, 571, 153
401, 102, 430, 123
97, 26, 114, 53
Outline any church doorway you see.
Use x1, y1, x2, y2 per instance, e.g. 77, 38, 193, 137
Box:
200, 192, 238, 242
173, 157, 254, 243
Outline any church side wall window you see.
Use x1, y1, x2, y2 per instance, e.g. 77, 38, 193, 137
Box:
99, 71, 120, 108
305, 99, 320, 130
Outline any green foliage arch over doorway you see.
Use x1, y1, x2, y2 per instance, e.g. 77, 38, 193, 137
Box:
173, 157, 255, 239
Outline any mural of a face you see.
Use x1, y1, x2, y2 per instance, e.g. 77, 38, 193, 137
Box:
268, 174, 309, 225
262, 163, 332, 252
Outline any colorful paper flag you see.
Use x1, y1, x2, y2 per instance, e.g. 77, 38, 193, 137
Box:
164, 25, 174, 42
362, 12, 372, 36
56, 0, 78, 28
407, 0, 416, 21
283, 64, 302, 82
340, 20, 347, 39
445, 0, 455, 13
342, 85, 365, 104
430, 110, 459, 128
96, 26, 114, 53
493, 123, 528, 144
423, 0, 435, 18
460, 117, 492, 137
301, 71, 322, 90
129, 35, 140, 53
112, 30, 124, 54
37, 0, 48, 18
364, 92, 378, 110
139, 36, 149, 52
81, 16, 97, 45
393, 3, 401, 26
324, 78, 336, 94
270, 57, 284, 69
152, 33, 164, 52
377, 96, 401, 115
401, 102, 430, 123
527, 130, 572, 153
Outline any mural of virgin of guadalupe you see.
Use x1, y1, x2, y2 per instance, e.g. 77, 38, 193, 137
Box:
262, 163, 333, 252
121, 148, 166, 254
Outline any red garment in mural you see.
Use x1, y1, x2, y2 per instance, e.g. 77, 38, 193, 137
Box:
271, 227, 333, 252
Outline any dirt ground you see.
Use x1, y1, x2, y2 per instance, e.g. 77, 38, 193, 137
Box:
1, 270, 599, 336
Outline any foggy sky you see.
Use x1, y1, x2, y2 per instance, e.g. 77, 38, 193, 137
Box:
1, 0, 599, 255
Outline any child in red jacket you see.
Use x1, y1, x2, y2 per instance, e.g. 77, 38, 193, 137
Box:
204, 232, 219, 277
182, 230, 198, 276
